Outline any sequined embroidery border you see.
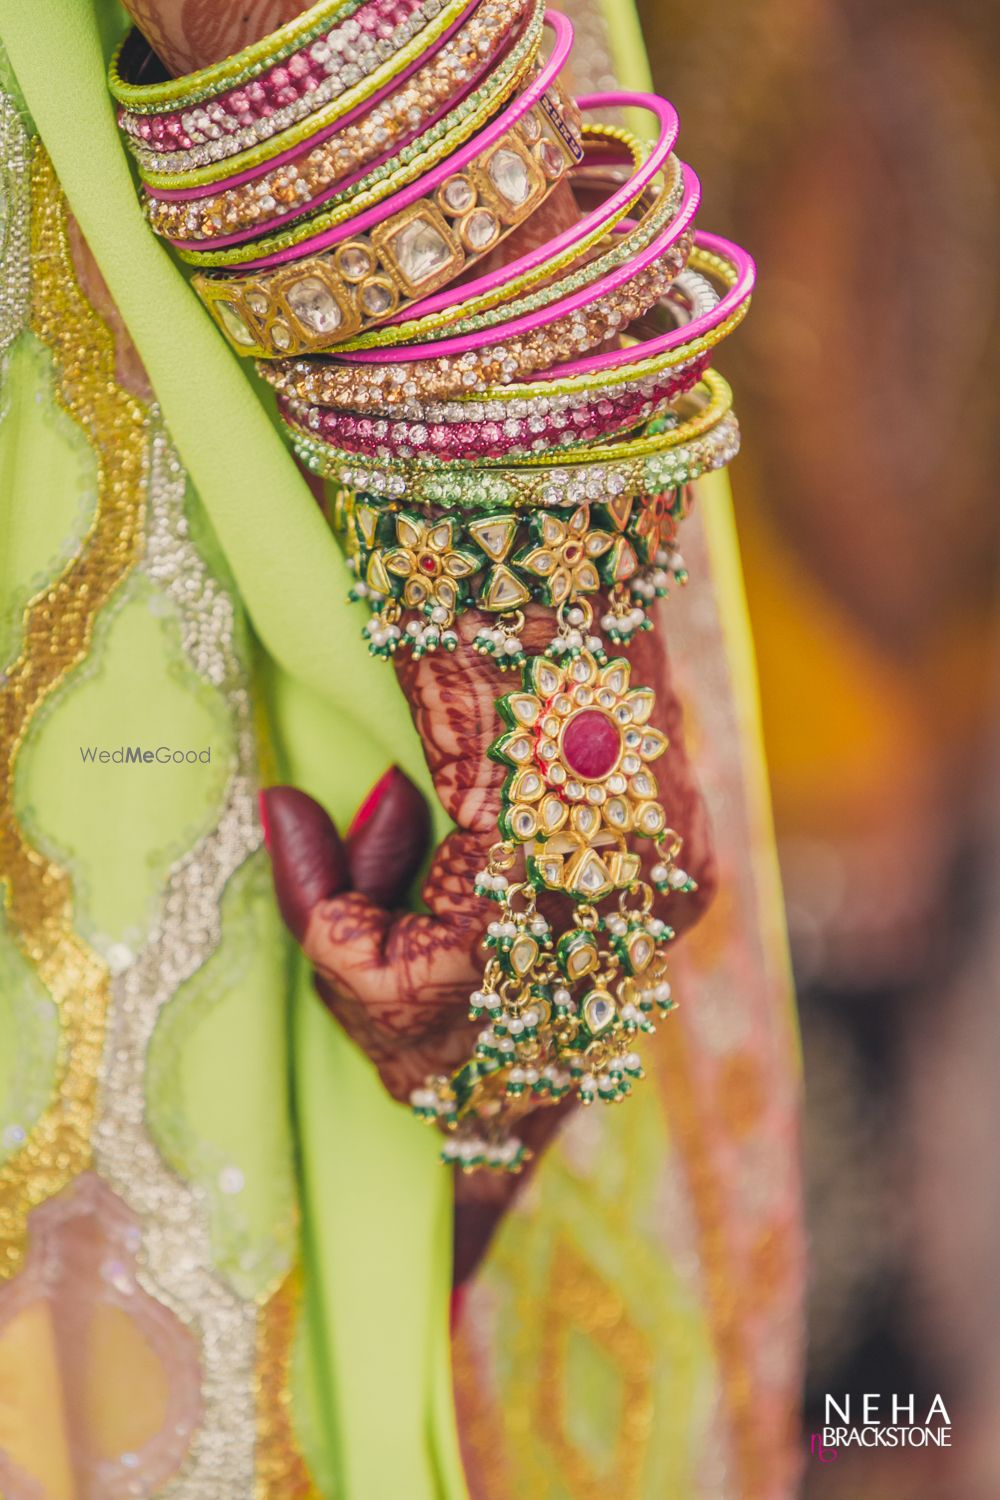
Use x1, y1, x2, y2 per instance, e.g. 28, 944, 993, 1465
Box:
0, 143, 147, 1279
0, 136, 319, 1496
93, 426, 264, 1497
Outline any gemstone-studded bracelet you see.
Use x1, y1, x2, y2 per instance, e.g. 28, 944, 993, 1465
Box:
192, 86, 583, 354
320, 431, 711, 1170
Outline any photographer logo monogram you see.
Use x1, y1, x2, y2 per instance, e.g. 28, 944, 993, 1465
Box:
811, 1394, 952, 1462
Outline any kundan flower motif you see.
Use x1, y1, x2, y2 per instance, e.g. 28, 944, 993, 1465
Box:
513, 503, 614, 606
491, 648, 669, 898
376, 513, 479, 613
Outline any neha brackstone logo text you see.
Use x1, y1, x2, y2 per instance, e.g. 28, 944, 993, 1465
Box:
810, 1393, 952, 1462
79, 745, 212, 765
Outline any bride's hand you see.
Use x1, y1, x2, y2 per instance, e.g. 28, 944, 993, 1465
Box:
261, 601, 716, 1278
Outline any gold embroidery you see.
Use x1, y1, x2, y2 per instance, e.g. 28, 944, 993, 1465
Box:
255, 1269, 321, 1500
536, 1241, 654, 1500
0, 145, 148, 1277
0, 144, 320, 1497
654, 1020, 762, 1495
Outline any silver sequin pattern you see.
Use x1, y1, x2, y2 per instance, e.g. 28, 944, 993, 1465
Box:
0, 89, 32, 371
93, 424, 265, 1498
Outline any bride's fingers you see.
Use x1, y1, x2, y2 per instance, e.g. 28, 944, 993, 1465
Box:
303, 825, 495, 1043
259, 785, 350, 942
261, 767, 433, 933
346, 766, 432, 907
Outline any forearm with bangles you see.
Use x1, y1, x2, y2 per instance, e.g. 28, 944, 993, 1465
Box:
116, 0, 741, 1279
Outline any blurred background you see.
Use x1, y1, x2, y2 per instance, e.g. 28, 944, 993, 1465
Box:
637, 1, 1000, 1495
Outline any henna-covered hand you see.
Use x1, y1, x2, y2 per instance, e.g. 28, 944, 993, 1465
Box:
261, 600, 715, 1283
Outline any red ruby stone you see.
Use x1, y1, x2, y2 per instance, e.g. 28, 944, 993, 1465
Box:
561, 709, 621, 780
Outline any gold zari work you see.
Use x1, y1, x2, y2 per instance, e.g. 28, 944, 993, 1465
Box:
0, 145, 148, 1278
0, 139, 320, 1498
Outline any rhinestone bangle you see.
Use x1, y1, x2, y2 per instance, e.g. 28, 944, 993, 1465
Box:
272, 265, 718, 426
348, 354, 701, 429
116, 0, 427, 151
278, 354, 709, 460
114, 0, 485, 191
143, 0, 540, 246
109, 0, 365, 112
286, 373, 738, 508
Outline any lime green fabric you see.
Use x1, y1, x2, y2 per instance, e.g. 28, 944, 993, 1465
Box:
0, 4, 463, 1496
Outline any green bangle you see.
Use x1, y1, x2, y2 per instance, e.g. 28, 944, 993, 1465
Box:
109, 0, 358, 113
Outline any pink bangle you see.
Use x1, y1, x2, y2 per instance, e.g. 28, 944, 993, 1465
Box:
540, 230, 755, 382
334, 157, 701, 366
391, 89, 679, 327
178, 7, 577, 267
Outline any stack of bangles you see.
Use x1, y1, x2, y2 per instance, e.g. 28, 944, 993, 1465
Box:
112, 0, 756, 1173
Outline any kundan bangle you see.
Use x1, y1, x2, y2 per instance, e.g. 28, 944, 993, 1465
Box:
333, 93, 683, 350
331, 472, 694, 639
143, 0, 542, 244
272, 232, 750, 407
260, 172, 699, 391
257, 217, 706, 402
194, 91, 582, 355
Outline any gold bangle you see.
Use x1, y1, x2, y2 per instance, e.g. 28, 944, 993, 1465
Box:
193, 88, 582, 357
